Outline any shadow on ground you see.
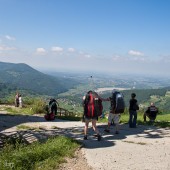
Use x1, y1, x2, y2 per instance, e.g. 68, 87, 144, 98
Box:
1, 113, 170, 149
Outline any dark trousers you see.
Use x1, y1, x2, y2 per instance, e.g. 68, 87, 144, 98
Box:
144, 112, 156, 122
129, 110, 137, 128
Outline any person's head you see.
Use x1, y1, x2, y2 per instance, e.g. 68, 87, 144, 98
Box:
150, 102, 154, 106
87, 90, 93, 94
112, 89, 116, 94
131, 93, 136, 98
50, 98, 56, 102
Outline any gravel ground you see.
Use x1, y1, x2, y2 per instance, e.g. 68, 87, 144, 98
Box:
0, 112, 170, 170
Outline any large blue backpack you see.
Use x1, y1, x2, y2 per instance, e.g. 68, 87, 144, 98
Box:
111, 91, 125, 114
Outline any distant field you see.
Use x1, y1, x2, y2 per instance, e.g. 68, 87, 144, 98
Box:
95, 87, 130, 93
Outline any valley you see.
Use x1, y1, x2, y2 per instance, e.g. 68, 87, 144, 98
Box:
1, 61, 170, 114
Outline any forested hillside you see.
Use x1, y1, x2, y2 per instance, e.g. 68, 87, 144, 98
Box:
101, 88, 170, 113
0, 62, 78, 95
1, 61, 170, 113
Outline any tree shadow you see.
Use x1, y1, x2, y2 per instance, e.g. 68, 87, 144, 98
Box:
0, 113, 60, 131
1, 113, 170, 149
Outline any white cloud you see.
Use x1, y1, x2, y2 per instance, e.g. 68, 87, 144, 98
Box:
36, 48, 46, 55
84, 54, 91, 58
78, 51, 91, 58
51, 46, 63, 52
112, 55, 121, 61
68, 48, 75, 52
128, 50, 144, 56
5, 35, 16, 40
0, 45, 16, 51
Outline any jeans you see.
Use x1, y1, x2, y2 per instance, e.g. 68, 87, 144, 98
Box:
129, 110, 137, 128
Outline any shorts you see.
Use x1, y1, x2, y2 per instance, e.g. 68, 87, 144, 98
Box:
85, 116, 98, 121
108, 112, 120, 124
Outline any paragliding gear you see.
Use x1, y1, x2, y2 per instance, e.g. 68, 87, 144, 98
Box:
49, 99, 58, 115
110, 91, 125, 114
83, 91, 103, 118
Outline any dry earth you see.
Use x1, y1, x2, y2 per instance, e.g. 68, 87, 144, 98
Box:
0, 108, 170, 170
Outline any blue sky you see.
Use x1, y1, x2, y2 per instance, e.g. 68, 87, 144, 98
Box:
0, 0, 170, 76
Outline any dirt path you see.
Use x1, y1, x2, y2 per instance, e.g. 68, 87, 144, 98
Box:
0, 113, 170, 170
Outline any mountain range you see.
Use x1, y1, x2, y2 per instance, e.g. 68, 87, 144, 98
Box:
0, 62, 78, 95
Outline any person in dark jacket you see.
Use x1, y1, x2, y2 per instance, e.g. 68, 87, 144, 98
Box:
129, 93, 139, 128
49, 98, 59, 115
144, 102, 158, 122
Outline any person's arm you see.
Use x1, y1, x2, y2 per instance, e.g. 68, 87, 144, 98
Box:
100, 97, 110, 101
129, 99, 132, 110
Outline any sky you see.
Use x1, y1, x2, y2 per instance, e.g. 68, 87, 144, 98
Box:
0, 0, 170, 76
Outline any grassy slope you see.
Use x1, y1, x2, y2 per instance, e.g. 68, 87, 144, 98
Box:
0, 136, 80, 170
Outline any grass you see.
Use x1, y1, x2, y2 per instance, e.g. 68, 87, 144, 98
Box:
56, 111, 170, 128
56, 115, 82, 121
1, 106, 37, 115
2, 103, 170, 128
120, 112, 170, 128
0, 136, 80, 170
16, 125, 46, 131
0, 96, 47, 115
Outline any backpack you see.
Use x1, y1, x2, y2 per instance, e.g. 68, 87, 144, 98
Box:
44, 112, 55, 121
49, 100, 57, 115
84, 91, 103, 118
111, 91, 125, 114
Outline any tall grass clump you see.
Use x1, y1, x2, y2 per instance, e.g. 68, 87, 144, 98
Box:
30, 98, 47, 114
0, 136, 80, 170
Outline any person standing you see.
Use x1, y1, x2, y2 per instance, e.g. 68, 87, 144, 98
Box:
49, 98, 59, 115
19, 94, 22, 108
104, 90, 125, 134
129, 93, 139, 128
15, 92, 19, 107
83, 91, 103, 141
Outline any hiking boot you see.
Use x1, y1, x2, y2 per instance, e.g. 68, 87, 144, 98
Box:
97, 135, 101, 141
84, 135, 87, 140
104, 129, 110, 133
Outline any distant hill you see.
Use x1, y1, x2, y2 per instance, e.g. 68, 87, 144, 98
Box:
99, 87, 170, 112
0, 62, 78, 95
